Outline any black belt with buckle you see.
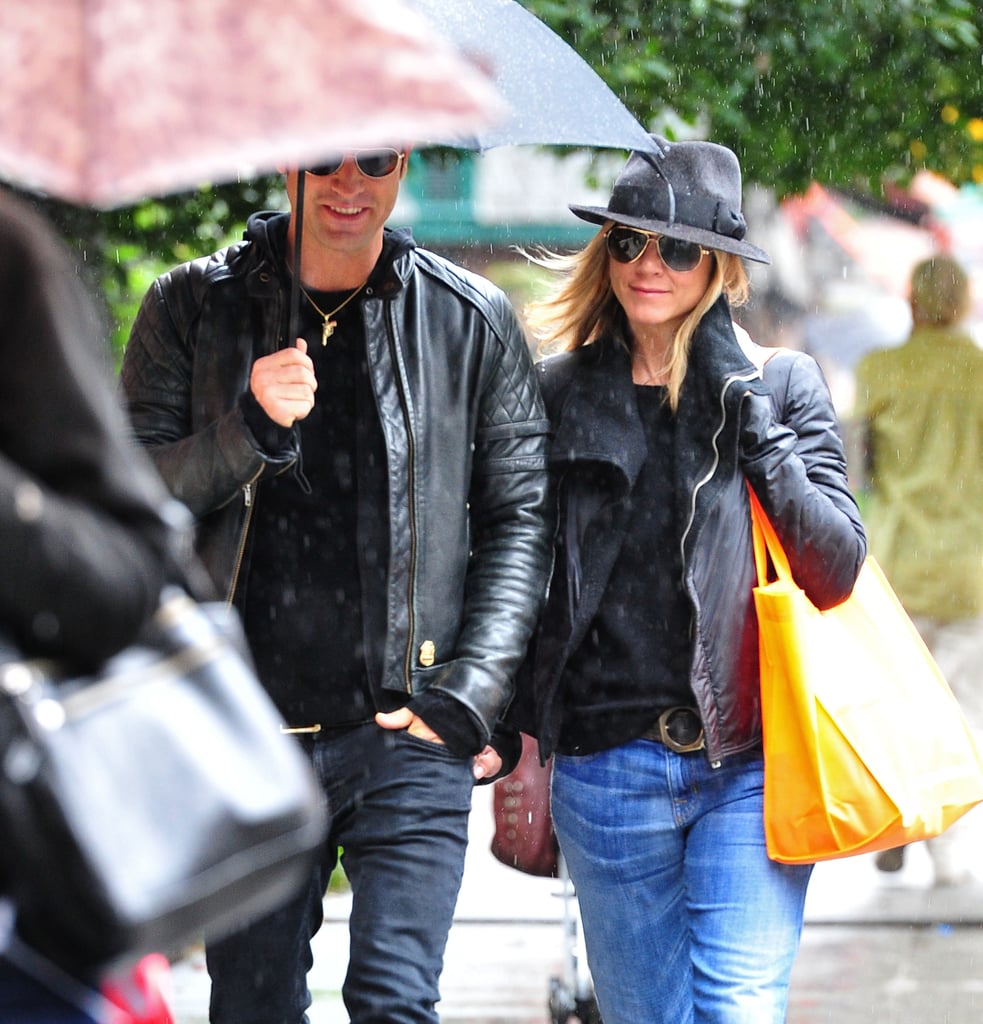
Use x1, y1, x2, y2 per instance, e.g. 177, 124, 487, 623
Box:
640, 707, 705, 754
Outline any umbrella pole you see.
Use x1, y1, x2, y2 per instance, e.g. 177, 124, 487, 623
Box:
286, 172, 312, 495
288, 171, 306, 348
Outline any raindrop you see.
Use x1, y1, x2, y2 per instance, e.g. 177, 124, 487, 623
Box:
34, 698, 66, 732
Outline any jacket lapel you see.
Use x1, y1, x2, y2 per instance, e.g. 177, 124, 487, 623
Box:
545, 339, 647, 661
674, 297, 767, 552
549, 339, 647, 489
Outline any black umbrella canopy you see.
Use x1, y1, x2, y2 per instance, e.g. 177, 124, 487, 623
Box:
408, 0, 661, 155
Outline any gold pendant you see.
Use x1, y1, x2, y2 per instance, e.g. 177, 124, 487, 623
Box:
321, 318, 337, 346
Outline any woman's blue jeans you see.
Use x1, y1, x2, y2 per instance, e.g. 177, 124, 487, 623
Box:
206, 722, 475, 1024
551, 740, 812, 1024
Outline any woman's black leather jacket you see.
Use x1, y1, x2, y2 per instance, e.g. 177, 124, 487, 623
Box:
120, 214, 552, 740
516, 296, 866, 764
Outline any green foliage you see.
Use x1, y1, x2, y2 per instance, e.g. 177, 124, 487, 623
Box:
483, 260, 555, 308
523, 0, 983, 197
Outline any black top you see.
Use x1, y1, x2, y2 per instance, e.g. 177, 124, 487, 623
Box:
558, 385, 694, 754
242, 276, 379, 728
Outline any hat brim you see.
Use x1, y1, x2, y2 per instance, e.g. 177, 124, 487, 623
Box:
569, 204, 771, 265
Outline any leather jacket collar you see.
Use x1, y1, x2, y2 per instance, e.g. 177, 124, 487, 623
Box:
236, 211, 417, 299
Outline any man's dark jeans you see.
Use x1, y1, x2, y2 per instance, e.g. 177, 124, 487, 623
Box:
207, 722, 475, 1024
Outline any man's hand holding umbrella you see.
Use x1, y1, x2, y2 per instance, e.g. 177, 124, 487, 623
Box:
250, 339, 317, 429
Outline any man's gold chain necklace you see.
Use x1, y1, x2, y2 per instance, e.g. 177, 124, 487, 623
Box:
299, 281, 367, 346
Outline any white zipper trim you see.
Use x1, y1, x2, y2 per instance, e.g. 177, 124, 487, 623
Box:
678, 369, 760, 566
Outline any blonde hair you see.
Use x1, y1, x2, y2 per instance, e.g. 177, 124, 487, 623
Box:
524, 227, 750, 410
909, 255, 970, 327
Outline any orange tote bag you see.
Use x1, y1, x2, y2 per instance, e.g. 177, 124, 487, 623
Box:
749, 486, 983, 864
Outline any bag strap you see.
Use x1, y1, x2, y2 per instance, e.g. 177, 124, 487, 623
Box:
747, 484, 793, 586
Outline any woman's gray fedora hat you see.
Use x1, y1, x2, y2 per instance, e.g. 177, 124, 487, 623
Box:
570, 135, 771, 265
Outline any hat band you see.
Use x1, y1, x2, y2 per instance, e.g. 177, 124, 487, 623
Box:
608, 184, 747, 241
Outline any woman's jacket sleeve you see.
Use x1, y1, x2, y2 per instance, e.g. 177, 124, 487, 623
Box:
740, 351, 866, 610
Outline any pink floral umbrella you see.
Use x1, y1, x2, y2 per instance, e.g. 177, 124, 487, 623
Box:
0, 0, 503, 207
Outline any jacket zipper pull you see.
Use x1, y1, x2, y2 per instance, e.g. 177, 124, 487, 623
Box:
243, 482, 254, 507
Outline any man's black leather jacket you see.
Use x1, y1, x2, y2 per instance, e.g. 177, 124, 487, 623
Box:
120, 214, 552, 742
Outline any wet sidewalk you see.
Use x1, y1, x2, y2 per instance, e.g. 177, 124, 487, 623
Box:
169, 788, 983, 1023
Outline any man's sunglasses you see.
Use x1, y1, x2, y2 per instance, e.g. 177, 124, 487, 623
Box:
605, 226, 710, 273
305, 148, 404, 179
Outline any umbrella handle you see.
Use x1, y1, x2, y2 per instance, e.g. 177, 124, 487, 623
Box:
285, 172, 312, 495
288, 171, 305, 348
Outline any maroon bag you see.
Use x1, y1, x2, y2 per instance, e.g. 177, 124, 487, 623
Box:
491, 733, 559, 877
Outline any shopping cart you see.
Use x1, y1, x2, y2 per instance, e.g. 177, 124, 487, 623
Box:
491, 737, 602, 1024
547, 855, 601, 1024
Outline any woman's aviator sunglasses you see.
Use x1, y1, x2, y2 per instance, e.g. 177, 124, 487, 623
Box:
305, 148, 404, 179
606, 225, 710, 273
